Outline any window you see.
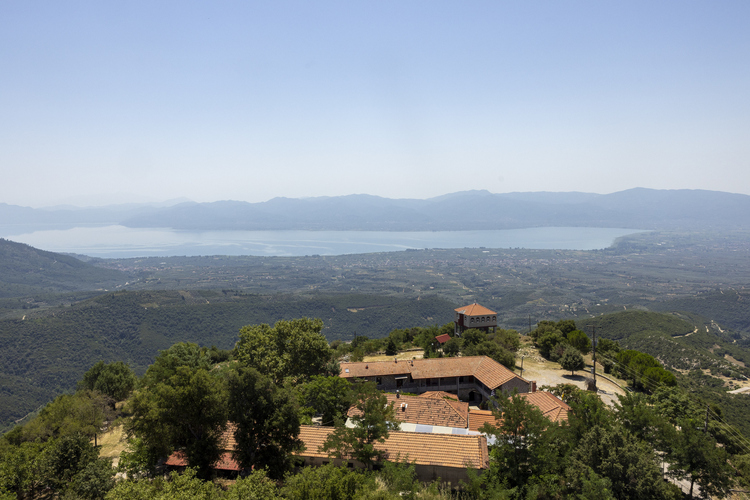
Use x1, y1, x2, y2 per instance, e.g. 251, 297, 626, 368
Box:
376, 377, 382, 385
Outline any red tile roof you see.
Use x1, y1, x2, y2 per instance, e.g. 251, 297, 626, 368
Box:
454, 303, 496, 316
435, 334, 452, 344
519, 391, 571, 422
467, 391, 570, 431
348, 393, 469, 428
468, 410, 501, 432
419, 391, 459, 401
165, 451, 240, 471
340, 356, 529, 392
297, 425, 489, 469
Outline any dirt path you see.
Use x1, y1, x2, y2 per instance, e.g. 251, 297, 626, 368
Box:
521, 363, 626, 406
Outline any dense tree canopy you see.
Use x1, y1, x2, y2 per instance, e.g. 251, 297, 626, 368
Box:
128, 365, 228, 478
235, 318, 333, 383
227, 366, 302, 478
78, 361, 137, 401
4, 315, 750, 499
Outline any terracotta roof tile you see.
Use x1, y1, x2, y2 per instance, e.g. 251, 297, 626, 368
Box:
435, 334, 452, 344
454, 303, 497, 316
348, 393, 469, 428
297, 425, 489, 469
467, 392, 570, 431
519, 391, 571, 423
419, 391, 458, 400
165, 451, 240, 471
468, 410, 501, 432
221, 423, 238, 450
340, 356, 529, 392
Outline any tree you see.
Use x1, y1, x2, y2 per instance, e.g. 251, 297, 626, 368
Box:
139, 342, 213, 388
227, 366, 303, 478
298, 375, 354, 426
489, 328, 521, 352
40, 434, 102, 492
128, 366, 228, 478
320, 382, 398, 469
568, 425, 675, 500
225, 469, 282, 500
536, 329, 566, 360
614, 392, 672, 450
281, 463, 373, 500
560, 347, 584, 375
566, 330, 591, 356
235, 318, 333, 383
385, 338, 398, 356
668, 419, 733, 499
69, 457, 116, 500
461, 329, 487, 347
463, 340, 515, 368
557, 319, 577, 337
480, 393, 550, 487
78, 361, 137, 401
18, 391, 114, 444
442, 336, 461, 357
0, 441, 46, 498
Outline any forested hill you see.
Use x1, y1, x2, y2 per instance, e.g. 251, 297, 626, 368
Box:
586, 310, 750, 437
0, 238, 127, 298
4, 188, 750, 231
0, 290, 454, 431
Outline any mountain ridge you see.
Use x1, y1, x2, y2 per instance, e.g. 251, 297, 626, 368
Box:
4, 188, 750, 232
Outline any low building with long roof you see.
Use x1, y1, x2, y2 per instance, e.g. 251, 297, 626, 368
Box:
296, 425, 489, 484
340, 355, 531, 405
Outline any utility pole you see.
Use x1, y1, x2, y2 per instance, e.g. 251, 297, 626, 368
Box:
528, 315, 532, 335
587, 325, 597, 391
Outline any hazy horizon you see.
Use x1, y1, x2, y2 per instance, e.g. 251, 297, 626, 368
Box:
2, 2, 749, 208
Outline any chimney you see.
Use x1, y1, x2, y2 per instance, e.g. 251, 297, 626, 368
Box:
531, 381, 537, 392
365, 365, 368, 369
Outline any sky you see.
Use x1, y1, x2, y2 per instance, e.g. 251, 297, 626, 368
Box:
1, 1, 749, 208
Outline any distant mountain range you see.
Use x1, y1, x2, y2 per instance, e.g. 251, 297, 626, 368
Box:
3, 188, 750, 231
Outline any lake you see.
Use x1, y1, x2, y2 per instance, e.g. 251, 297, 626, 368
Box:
0, 225, 646, 258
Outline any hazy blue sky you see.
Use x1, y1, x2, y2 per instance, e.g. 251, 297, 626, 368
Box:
2, 1, 749, 207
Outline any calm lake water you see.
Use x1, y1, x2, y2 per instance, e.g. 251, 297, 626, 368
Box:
0, 225, 645, 258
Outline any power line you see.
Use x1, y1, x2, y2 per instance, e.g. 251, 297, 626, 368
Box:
593, 351, 750, 455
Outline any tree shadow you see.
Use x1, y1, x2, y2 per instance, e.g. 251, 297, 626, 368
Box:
561, 374, 587, 382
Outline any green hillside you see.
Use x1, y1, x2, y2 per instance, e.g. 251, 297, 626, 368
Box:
0, 238, 127, 298
0, 290, 454, 430
585, 310, 750, 437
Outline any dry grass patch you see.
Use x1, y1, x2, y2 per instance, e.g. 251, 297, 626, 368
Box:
96, 423, 128, 467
